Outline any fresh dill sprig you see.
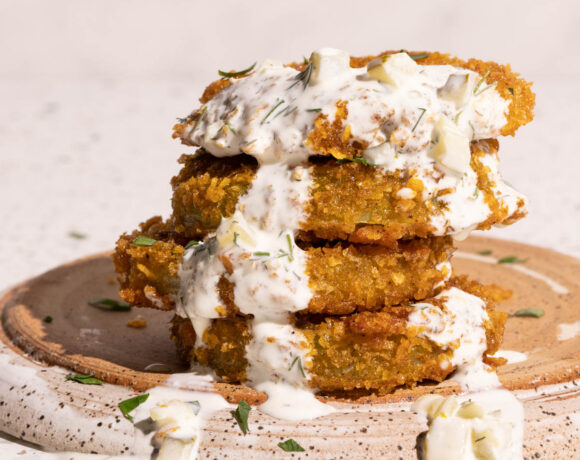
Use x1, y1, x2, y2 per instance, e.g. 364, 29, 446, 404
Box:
253, 251, 270, 257
191, 106, 207, 133
218, 62, 256, 78
288, 61, 313, 90
474, 81, 498, 97
473, 70, 491, 95
288, 356, 306, 377
286, 234, 294, 262
306, 108, 322, 112
411, 108, 427, 132
261, 99, 285, 125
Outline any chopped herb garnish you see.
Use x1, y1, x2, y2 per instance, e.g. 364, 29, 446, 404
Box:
68, 231, 87, 239
288, 61, 313, 90
288, 356, 306, 378
473, 70, 491, 95
454, 110, 463, 124
218, 62, 256, 78
473, 187, 479, 198
303, 56, 309, 65
498, 256, 526, 264
231, 400, 251, 434
286, 234, 295, 262
475, 436, 486, 443
233, 232, 240, 246
511, 308, 544, 318
188, 400, 201, 416
43, 315, 53, 323
253, 251, 270, 257
66, 373, 104, 385
478, 250, 493, 255
278, 439, 305, 452
337, 157, 377, 167
261, 98, 285, 125
133, 236, 156, 246
184, 240, 200, 250
191, 106, 208, 133
88, 298, 131, 312
224, 121, 237, 134
408, 52, 430, 61
474, 81, 498, 97
119, 394, 149, 422
508, 87, 514, 95
283, 106, 298, 117
306, 108, 322, 112
411, 108, 427, 132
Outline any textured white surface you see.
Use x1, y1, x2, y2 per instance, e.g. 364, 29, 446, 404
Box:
0, 0, 579, 456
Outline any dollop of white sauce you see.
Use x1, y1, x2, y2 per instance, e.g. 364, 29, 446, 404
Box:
184, 49, 509, 167
492, 350, 528, 364
408, 287, 499, 390
557, 321, 580, 341
414, 389, 524, 460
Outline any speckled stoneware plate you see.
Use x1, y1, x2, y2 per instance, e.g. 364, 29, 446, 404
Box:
0, 236, 579, 458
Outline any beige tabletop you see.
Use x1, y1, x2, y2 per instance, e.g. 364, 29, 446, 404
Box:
0, 0, 579, 457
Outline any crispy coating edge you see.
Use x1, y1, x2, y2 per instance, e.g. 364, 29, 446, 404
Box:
114, 225, 454, 315
170, 277, 508, 395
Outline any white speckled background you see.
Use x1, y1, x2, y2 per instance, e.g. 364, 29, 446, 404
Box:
0, 0, 579, 456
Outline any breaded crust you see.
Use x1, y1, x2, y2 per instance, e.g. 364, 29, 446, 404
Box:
173, 50, 534, 145
114, 223, 454, 315
170, 277, 509, 395
170, 140, 525, 246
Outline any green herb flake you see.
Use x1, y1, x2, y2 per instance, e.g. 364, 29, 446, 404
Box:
133, 236, 156, 247
474, 81, 498, 97
43, 315, 53, 323
68, 231, 87, 240
473, 187, 479, 198
253, 251, 270, 257
188, 400, 201, 416
233, 232, 240, 246
411, 108, 427, 132
66, 373, 104, 385
191, 106, 208, 133
278, 439, 305, 452
288, 61, 313, 90
497, 256, 526, 264
508, 87, 514, 95
119, 393, 149, 422
408, 52, 430, 61
218, 62, 256, 78
184, 240, 200, 250
511, 308, 545, 318
306, 108, 322, 112
261, 99, 285, 125
231, 400, 251, 435
224, 121, 237, 134
337, 157, 376, 167
475, 436, 486, 443
176, 116, 189, 124
286, 234, 294, 262
478, 250, 493, 255
288, 356, 306, 378
88, 298, 131, 312
473, 70, 491, 95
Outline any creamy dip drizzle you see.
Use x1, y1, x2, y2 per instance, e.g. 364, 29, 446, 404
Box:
455, 251, 569, 295
184, 49, 508, 166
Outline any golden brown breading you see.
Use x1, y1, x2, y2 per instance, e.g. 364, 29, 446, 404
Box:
170, 277, 508, 395
114, 225, 454, 315
173, 50, 534, 144
170, 141, 526, 246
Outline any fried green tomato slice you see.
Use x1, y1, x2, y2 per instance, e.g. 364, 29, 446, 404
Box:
170, 277, 509, 395
170, 140, 526, 247
114, 222, 454, 315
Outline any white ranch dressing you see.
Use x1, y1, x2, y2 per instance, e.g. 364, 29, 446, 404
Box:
184, 49, 508, 166
492, 350, 528, 364
176, 162, 335, 420
557, 321, 580, 341
408, 287, 500, 391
